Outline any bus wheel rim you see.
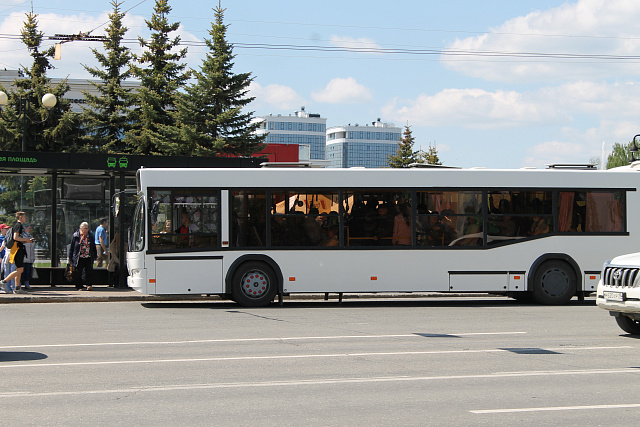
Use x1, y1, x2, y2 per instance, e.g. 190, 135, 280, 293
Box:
541, 268, 569, 296
240, 269, 270, 299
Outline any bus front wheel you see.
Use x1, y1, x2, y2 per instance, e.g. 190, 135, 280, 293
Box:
531, 260, 576, 305
231, 262, 278, 307
615, 315, 640, 335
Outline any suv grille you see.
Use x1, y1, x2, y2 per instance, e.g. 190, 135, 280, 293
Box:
603, 266, 640, 288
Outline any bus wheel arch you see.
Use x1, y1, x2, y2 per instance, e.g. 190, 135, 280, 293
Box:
529, 254, 579, 305
226, 255, 283, 307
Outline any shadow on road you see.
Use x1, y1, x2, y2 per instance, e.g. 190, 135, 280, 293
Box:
620, 333, 640, 340
0, 352, 48, 362
141, 297, 596, 310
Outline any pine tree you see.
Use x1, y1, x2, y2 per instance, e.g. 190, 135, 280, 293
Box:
420, 142, 442, 165
127, 0, 190, 155
0, 11, 79, 152
159, 4, 265, 156
80, 0, 134, 153
387, 124, 420, 168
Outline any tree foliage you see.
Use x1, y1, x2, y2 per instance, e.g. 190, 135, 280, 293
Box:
127, 0, 190, 155
387, 125, 420, 168
420, 142, 442, 165
158, 4, 265, 156
0, 11, 79, 152
80, 0, 134, 153
606, 141, 634, 169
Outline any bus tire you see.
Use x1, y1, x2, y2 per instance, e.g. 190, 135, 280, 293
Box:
615, 315, 640, 335
531, 260, 576, 305
231, 261, 278, 307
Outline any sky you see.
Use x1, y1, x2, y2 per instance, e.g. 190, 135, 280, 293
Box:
1, 0, 639, 168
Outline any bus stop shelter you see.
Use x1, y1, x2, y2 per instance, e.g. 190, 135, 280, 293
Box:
0, 151, 260, 287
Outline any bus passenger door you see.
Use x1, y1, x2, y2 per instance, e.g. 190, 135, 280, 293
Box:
154, 257, 223, 294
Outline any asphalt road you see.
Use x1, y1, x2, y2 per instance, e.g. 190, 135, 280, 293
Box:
1, 297, 638, 426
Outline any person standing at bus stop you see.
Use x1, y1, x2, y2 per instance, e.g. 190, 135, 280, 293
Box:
16, 223, 35, 293
0, 223, 10, 279
0, 212, 35, 292
69, 222, 97, 291
94, 217, 109, 267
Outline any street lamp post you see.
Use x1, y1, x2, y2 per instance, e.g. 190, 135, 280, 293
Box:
0, 90, 57, 152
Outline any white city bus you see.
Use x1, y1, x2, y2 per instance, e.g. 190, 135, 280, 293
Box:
126, 166, 637, 306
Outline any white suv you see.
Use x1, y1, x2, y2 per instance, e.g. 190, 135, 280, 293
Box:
596, 252, 640, 334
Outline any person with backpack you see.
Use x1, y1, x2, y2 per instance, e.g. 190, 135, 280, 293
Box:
0, 212, 35, 293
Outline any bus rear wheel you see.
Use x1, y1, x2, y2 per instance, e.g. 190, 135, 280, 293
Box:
231, 262, 278, 307
531, 260, 576, 305
615, 315, 640, 335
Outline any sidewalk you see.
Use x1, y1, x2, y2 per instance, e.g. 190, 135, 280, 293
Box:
0, 285, 214, 304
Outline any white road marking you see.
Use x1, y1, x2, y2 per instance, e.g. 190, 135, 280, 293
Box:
0, 332, 526, 350
0, 346, 631, 369
471, 403, 640, 414
0, 368, 639, 398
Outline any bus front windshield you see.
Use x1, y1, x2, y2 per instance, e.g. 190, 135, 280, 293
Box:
129, 195, 145, 252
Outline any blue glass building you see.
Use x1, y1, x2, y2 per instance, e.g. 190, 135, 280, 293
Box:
326, 120, 401, 168
252, 108, 327, 160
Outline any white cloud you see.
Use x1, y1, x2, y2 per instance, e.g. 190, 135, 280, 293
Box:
248, 82, 306, 110
382, 87, 568, 129
311, 77, 373, 104
442, 0, 640, 83
546, 81, 640, 120
523, 140, 587, 167
330, 36, 383, 53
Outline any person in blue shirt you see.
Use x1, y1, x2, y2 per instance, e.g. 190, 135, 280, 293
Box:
94, 217, 109, 268
0, 223, 9, 260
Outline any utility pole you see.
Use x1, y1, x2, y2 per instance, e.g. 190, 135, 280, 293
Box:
48, 33, 108, 59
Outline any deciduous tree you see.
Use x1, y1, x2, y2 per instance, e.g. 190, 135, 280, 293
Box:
607, 141, 634, 169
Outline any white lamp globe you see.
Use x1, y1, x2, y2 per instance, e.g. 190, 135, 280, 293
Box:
42, 93, 57, 109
